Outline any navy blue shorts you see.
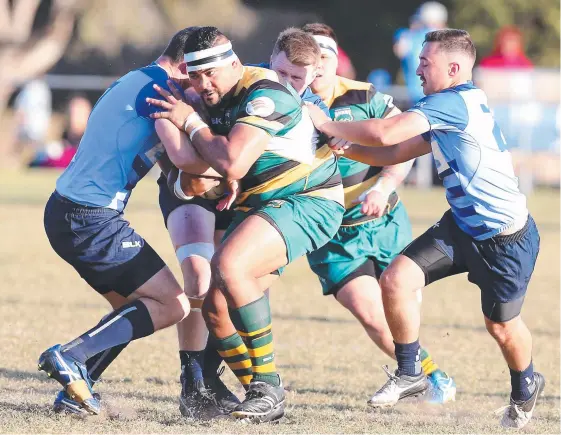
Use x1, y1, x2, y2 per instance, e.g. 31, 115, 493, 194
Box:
157, 173, 234, 231
44, 192, 166, 297
403, 210, 540, 322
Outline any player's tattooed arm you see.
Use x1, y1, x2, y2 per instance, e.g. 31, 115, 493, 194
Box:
307, 103, 431, 147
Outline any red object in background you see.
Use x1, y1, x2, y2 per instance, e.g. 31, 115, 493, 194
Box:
44, 144, 77, 168
479, 26, 533, 69
336, 47, 356, 79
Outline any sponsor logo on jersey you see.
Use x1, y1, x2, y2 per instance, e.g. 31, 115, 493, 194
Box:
333, 107, 353, 122
246, 96, 275, 117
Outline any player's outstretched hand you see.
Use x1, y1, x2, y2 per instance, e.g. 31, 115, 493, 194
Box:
147, 83, 195, 130
166, 80, 187, 102
305, 102, 332, 131
353, 190, 390, 217
217, 180, 240, 211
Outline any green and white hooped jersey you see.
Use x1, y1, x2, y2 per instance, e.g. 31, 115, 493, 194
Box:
325, 75, 396, 225
207, 66, 342, 209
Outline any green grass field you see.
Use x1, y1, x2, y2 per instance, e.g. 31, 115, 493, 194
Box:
0, 170, 559, 434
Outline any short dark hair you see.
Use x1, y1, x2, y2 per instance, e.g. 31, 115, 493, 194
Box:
183, 26, 228, 54
424, 29, 476, 60
162, 27, 201, 63
301, 22, 338, 43
272, 28, 320, 66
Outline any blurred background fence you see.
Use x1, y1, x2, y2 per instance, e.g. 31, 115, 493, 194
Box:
1, 0, 559, 192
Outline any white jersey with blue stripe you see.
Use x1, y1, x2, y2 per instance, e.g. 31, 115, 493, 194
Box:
56, 63, 170, 211
409, 82, 528, 240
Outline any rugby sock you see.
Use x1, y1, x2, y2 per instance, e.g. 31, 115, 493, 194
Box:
86, 343, 128, 383
202, 336, 225, 378
229, 295, 280, 387
61, 300, 154, 364
510, 361, 536, 402
394, 340, 422, 377
179, 350, 204, 387
214, 333, 253, 389
420, 348, 440, 376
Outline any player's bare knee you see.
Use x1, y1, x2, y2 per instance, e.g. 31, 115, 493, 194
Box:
175, 243, 213, 299
183, 275, 210, 299
485, 317, 516, 345
151, 285, 190, 324
379, 267, 403, 297
201, 298, 219, 328
210, 253, 242, 294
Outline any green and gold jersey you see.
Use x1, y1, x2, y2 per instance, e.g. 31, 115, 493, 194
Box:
207, 66, 342, 208
324, 76, 395, 224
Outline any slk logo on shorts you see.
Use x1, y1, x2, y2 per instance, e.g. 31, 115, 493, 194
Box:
122, 241, 141, 248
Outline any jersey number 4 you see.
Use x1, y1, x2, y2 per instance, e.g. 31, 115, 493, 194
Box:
480, 104, 508, 151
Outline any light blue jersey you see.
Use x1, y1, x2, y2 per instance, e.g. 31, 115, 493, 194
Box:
409, 82, 528, 240
56, 63, 171, 211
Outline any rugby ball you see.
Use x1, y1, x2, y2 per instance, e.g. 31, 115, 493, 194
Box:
167, 167, 227, 201
201, 179, 228, 200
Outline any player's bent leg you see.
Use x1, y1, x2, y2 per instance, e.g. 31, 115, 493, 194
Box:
484, 315, 533, 384
202, 274, 278, 391
168, 203, 215, 346
222, 196, 342, 422
368, 255, 429, 408
202, 287, 252, 394
39, 266, 188, 414
212, 214, 287, 306
369, 207, 456, 405
460, 213, 542, 428
369, 215, 466, 409
128, 266, 189, 329
53, 291, 129, 415
485, 314, 545, 429
211, 214, 288, 422
379, 254, 426, 344
166, 203, 217, 417
335, 274, 395, 359
367, 255, 430, 408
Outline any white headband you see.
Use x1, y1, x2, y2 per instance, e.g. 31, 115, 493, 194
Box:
184, 41, 237, 72
313, 35, 338, 58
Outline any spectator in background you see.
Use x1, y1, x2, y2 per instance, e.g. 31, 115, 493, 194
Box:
29, 94, 91, 168
480, 27, 533, 69
393, 1, 448, 105
367, 68, 392, 92
13, 77, 52, 160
